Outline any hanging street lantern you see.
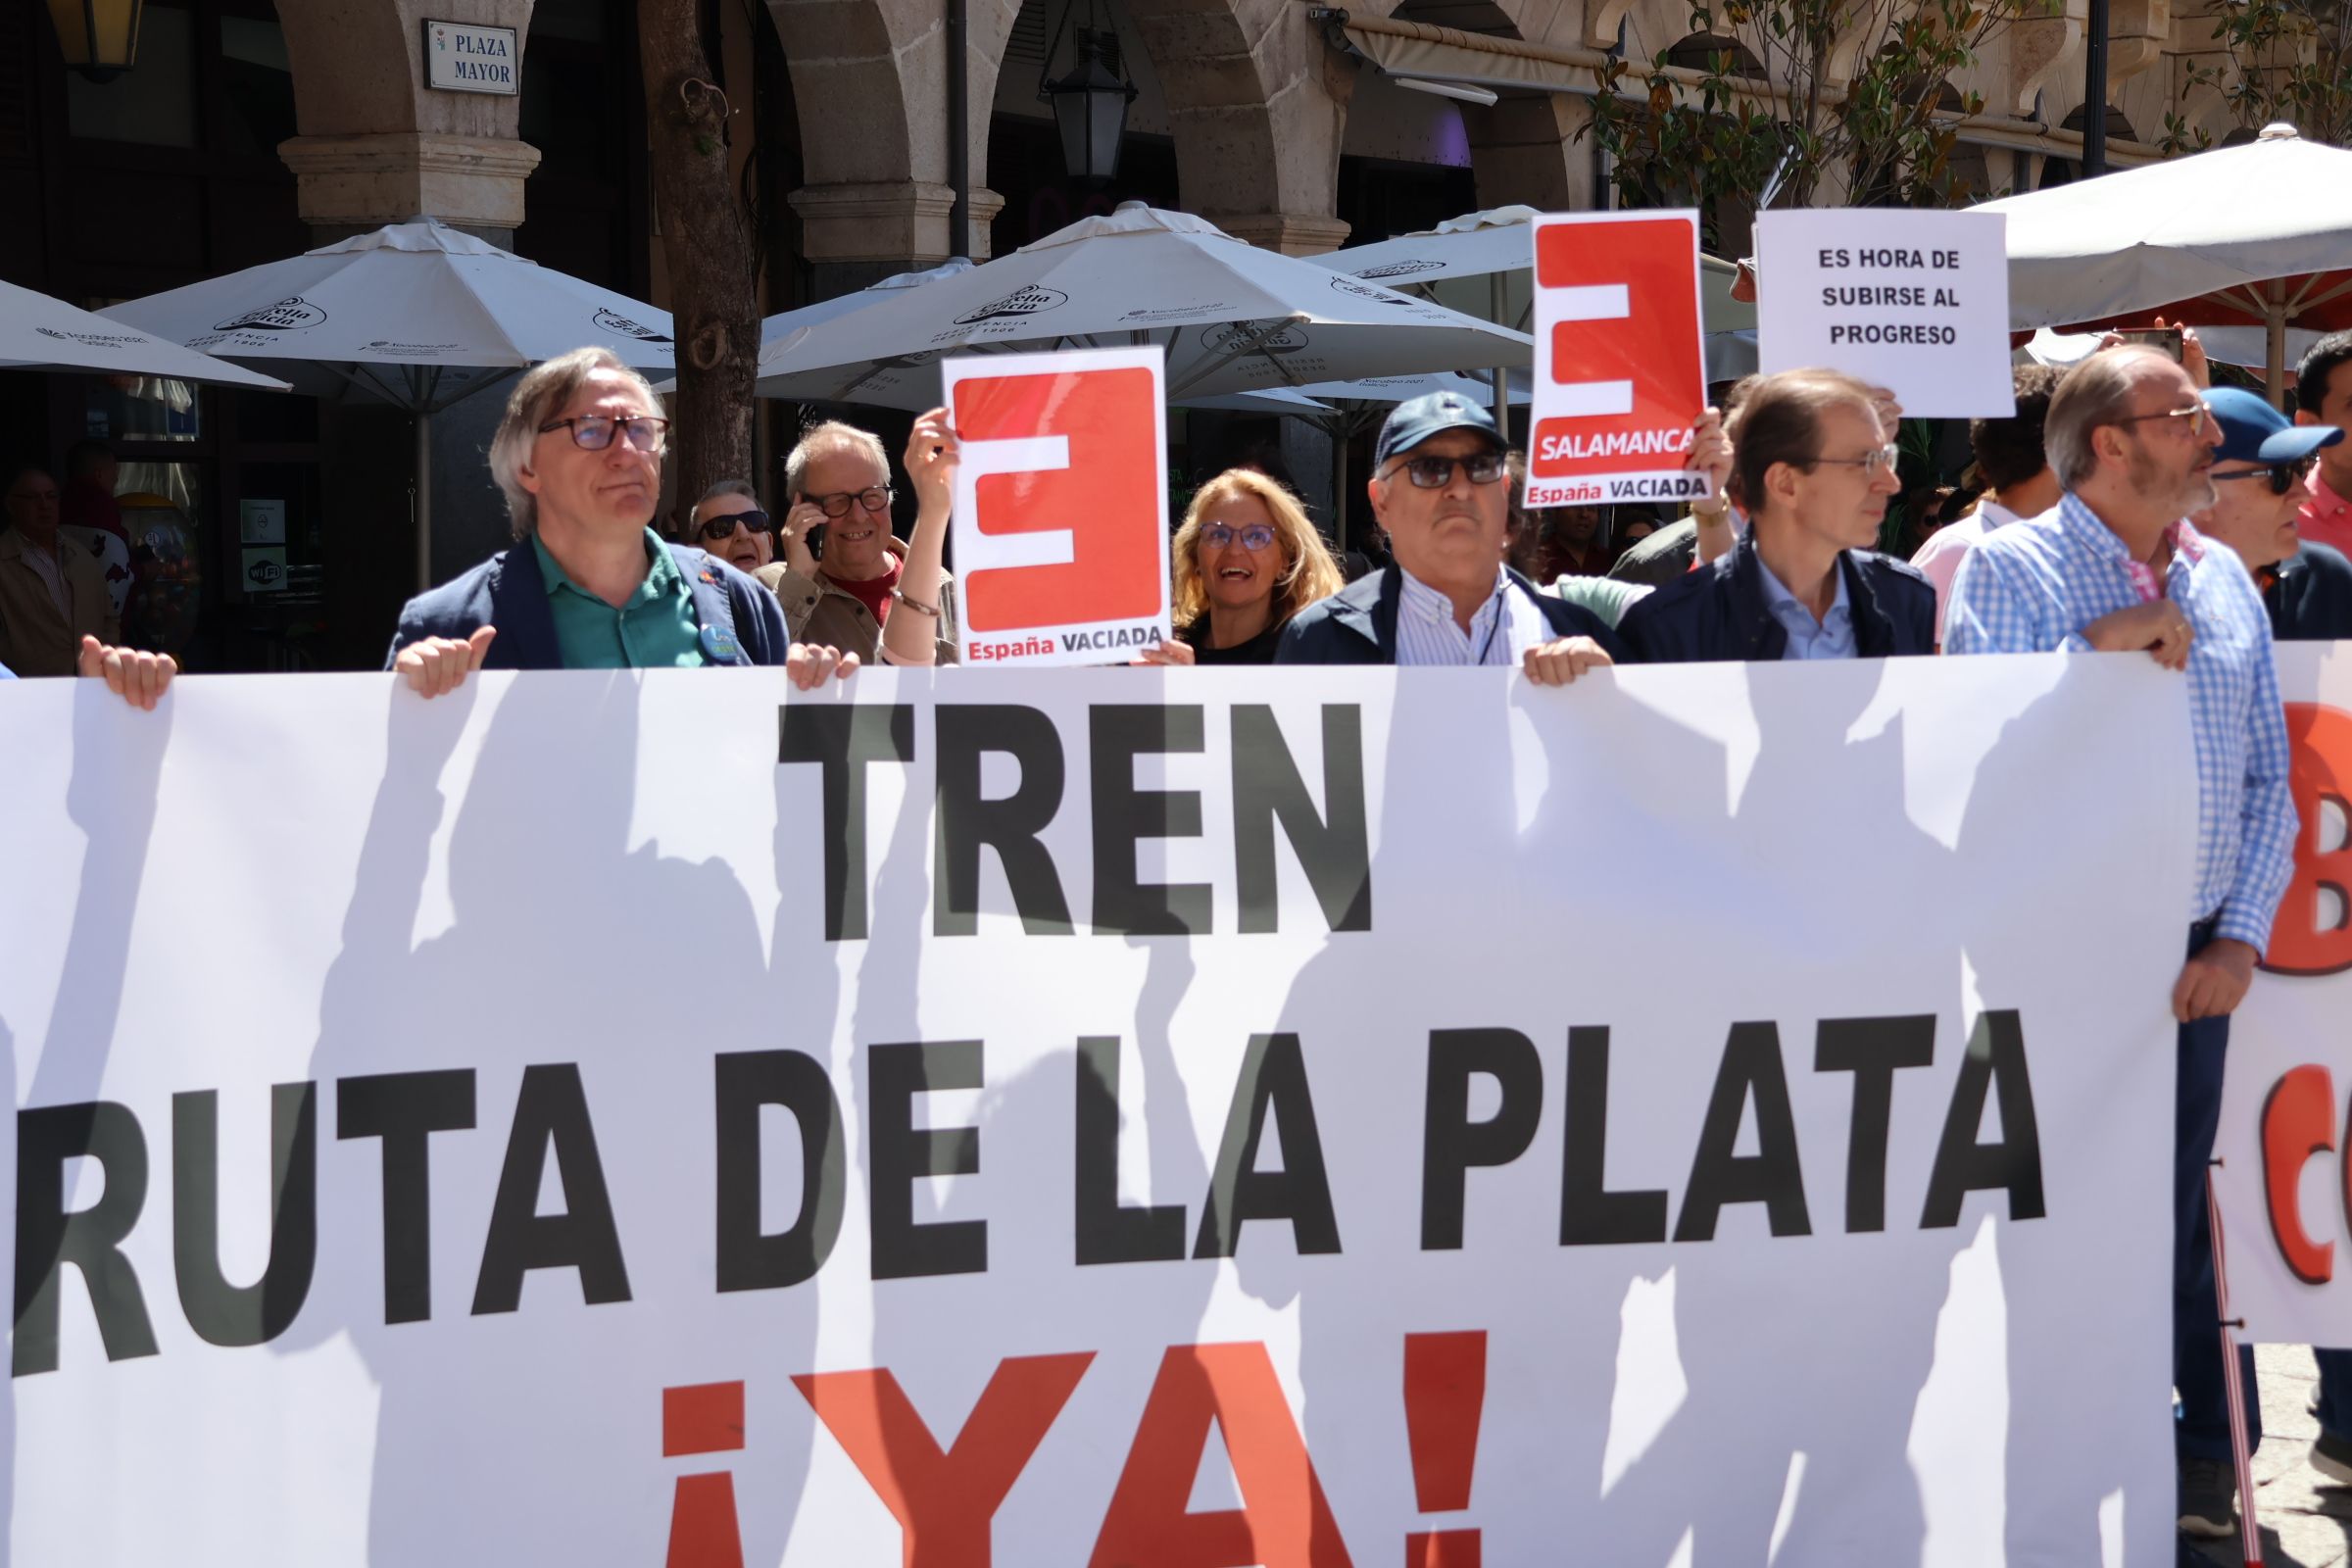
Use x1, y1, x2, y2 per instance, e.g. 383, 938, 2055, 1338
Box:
1040, 21, 1137, 184
45, 0, 145, 82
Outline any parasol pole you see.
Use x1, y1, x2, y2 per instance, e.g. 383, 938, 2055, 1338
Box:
2266, 280, 2287, 410
1489, 271, 1509, 434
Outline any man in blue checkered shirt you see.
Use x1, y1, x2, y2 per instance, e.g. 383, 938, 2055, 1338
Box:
1946, 346, 2297, 1543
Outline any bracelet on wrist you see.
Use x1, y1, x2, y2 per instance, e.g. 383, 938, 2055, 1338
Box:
891, 586, 942, 618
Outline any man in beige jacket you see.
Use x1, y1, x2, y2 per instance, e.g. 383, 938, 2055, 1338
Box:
758, 416, 958, 665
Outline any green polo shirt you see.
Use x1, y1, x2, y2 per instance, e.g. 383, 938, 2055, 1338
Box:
531, 529, 709, 670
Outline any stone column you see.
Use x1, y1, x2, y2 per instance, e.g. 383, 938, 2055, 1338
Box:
272, 0, 541, 242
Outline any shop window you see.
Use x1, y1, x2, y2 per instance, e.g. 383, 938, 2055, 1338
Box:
85, 377, 203, 445
218, 15, 298, 163
66, 4, 199, 148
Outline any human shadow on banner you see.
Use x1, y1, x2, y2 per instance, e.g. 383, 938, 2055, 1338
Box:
1572, 659, 1977, 1568
6, 684, 175, 1539
289, 673, 819, 1566
1954, 658, 2186, 1565
801, 674, 1224, 1564
1212, 667, 1699, 1566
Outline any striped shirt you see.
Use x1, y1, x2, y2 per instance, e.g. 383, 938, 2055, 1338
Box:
1395, 565, 1552, 666
1945, 493, 2297, 950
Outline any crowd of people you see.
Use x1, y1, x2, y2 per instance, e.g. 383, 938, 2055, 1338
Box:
9, 321, 2352, 1545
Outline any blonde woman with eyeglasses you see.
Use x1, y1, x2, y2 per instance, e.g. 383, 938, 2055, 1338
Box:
1135, 468, 1346, 666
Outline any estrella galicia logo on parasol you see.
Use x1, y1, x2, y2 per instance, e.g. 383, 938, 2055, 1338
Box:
1355, 259, 1443, 279
1329, 275, 1415, 306
955, 286, 1068, 325
216, 297, 326, 332
1199, 320, 1308, 356
594, 309, 673, 343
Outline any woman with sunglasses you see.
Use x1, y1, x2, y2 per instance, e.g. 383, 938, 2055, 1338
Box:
1136, 468, 1346, 666
689, 480, 773, 576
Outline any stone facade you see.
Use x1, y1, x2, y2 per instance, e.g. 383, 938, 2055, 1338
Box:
261, 0, 2274, 291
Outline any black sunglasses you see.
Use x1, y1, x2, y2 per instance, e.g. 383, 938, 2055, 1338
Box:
2211, 460, 2310, 497
698, 509, 769, 542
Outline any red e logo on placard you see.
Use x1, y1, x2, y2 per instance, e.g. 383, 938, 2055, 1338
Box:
1530, 216, 1703, 480
951, 365, 1163, 633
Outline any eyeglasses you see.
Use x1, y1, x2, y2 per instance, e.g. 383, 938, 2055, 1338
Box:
1201, 521, 1277, 552
2116, 400, 2216, 435
1383, 452, 1509, 488
804, 487, 893, 518
539, 414, 670, 453
2212, 459, 2312, 496
698, 509, 769, 542
1806, 443, 1903, 477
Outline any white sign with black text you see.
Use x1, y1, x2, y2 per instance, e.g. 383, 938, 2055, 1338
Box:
1755, 210, 2014, 418
423, 20, 519, 95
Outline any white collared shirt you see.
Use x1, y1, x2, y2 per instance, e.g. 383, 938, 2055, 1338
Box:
1394, 566, 1550, 666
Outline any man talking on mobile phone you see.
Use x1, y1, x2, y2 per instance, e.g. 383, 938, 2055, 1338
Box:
757, 417, 958, 666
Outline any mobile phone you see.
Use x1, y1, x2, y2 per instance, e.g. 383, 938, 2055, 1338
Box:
793, 493, 827, 561
2115, 327, 2183, 363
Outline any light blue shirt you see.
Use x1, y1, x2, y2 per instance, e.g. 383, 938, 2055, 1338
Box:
1395, 566, 1550, 666
1946, 494, 2296, 949
1756, 554, 1856, 660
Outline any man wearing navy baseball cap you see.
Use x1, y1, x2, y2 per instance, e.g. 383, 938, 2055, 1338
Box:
1275, 391, 1626, 681
2188, 383, 2352, 1495
2191, 385, 2352, 638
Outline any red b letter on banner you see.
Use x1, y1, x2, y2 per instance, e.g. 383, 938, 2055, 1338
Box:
953, 367, 1164, 633
1528, 216, 1703, 486
2264, 704, 2352, 975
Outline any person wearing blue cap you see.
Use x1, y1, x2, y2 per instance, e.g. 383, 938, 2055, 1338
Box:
2193, 386, 2352, 640
386, 346, 856, 698
1273, 390, 1630, 680
2188, 383, 2352, 1495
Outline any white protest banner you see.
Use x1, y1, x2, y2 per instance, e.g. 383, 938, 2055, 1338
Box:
2216, 641, 2352, 1347
943, 345, 1171, 666
1525, 211, 1710, 511
0, 658, 2192, 1565
1755, 209, 2015, 418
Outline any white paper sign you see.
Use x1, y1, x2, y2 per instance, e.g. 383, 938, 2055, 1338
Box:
239, 498, 286, 545
1755, 210, 2014, 418
942, 345, 1171, 667
0, 657, 2197, 1566
423, 21, 519, 95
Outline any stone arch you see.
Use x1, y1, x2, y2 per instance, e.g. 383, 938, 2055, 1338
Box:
272, 0, 539, 231
1117, 0, 1354, 250
766, 0, 973, 265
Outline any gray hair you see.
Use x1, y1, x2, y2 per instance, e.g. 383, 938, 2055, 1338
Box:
783, 420, 889, 502
487, 346, 662, 537
2046, 347, 2173, 492
690, 479, 760, 528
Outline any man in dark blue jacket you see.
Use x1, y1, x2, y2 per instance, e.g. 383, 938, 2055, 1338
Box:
1276, 392, 1627, 680
385, 346, 852, 696
1619, 368, 1935, 662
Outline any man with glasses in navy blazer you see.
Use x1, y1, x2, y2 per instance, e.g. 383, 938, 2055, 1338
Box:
386, 346, 854, 698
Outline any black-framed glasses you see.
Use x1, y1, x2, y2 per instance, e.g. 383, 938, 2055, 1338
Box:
1201, 521, 1277, 552
698, 509, 769, 542
806, 487, 893, 518
539, 414, 670, 453
2212, 459, 2311, 496
2116, 400, 2216, 434
1384, 452, 1509, 488
1806, 443, 1902, 477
